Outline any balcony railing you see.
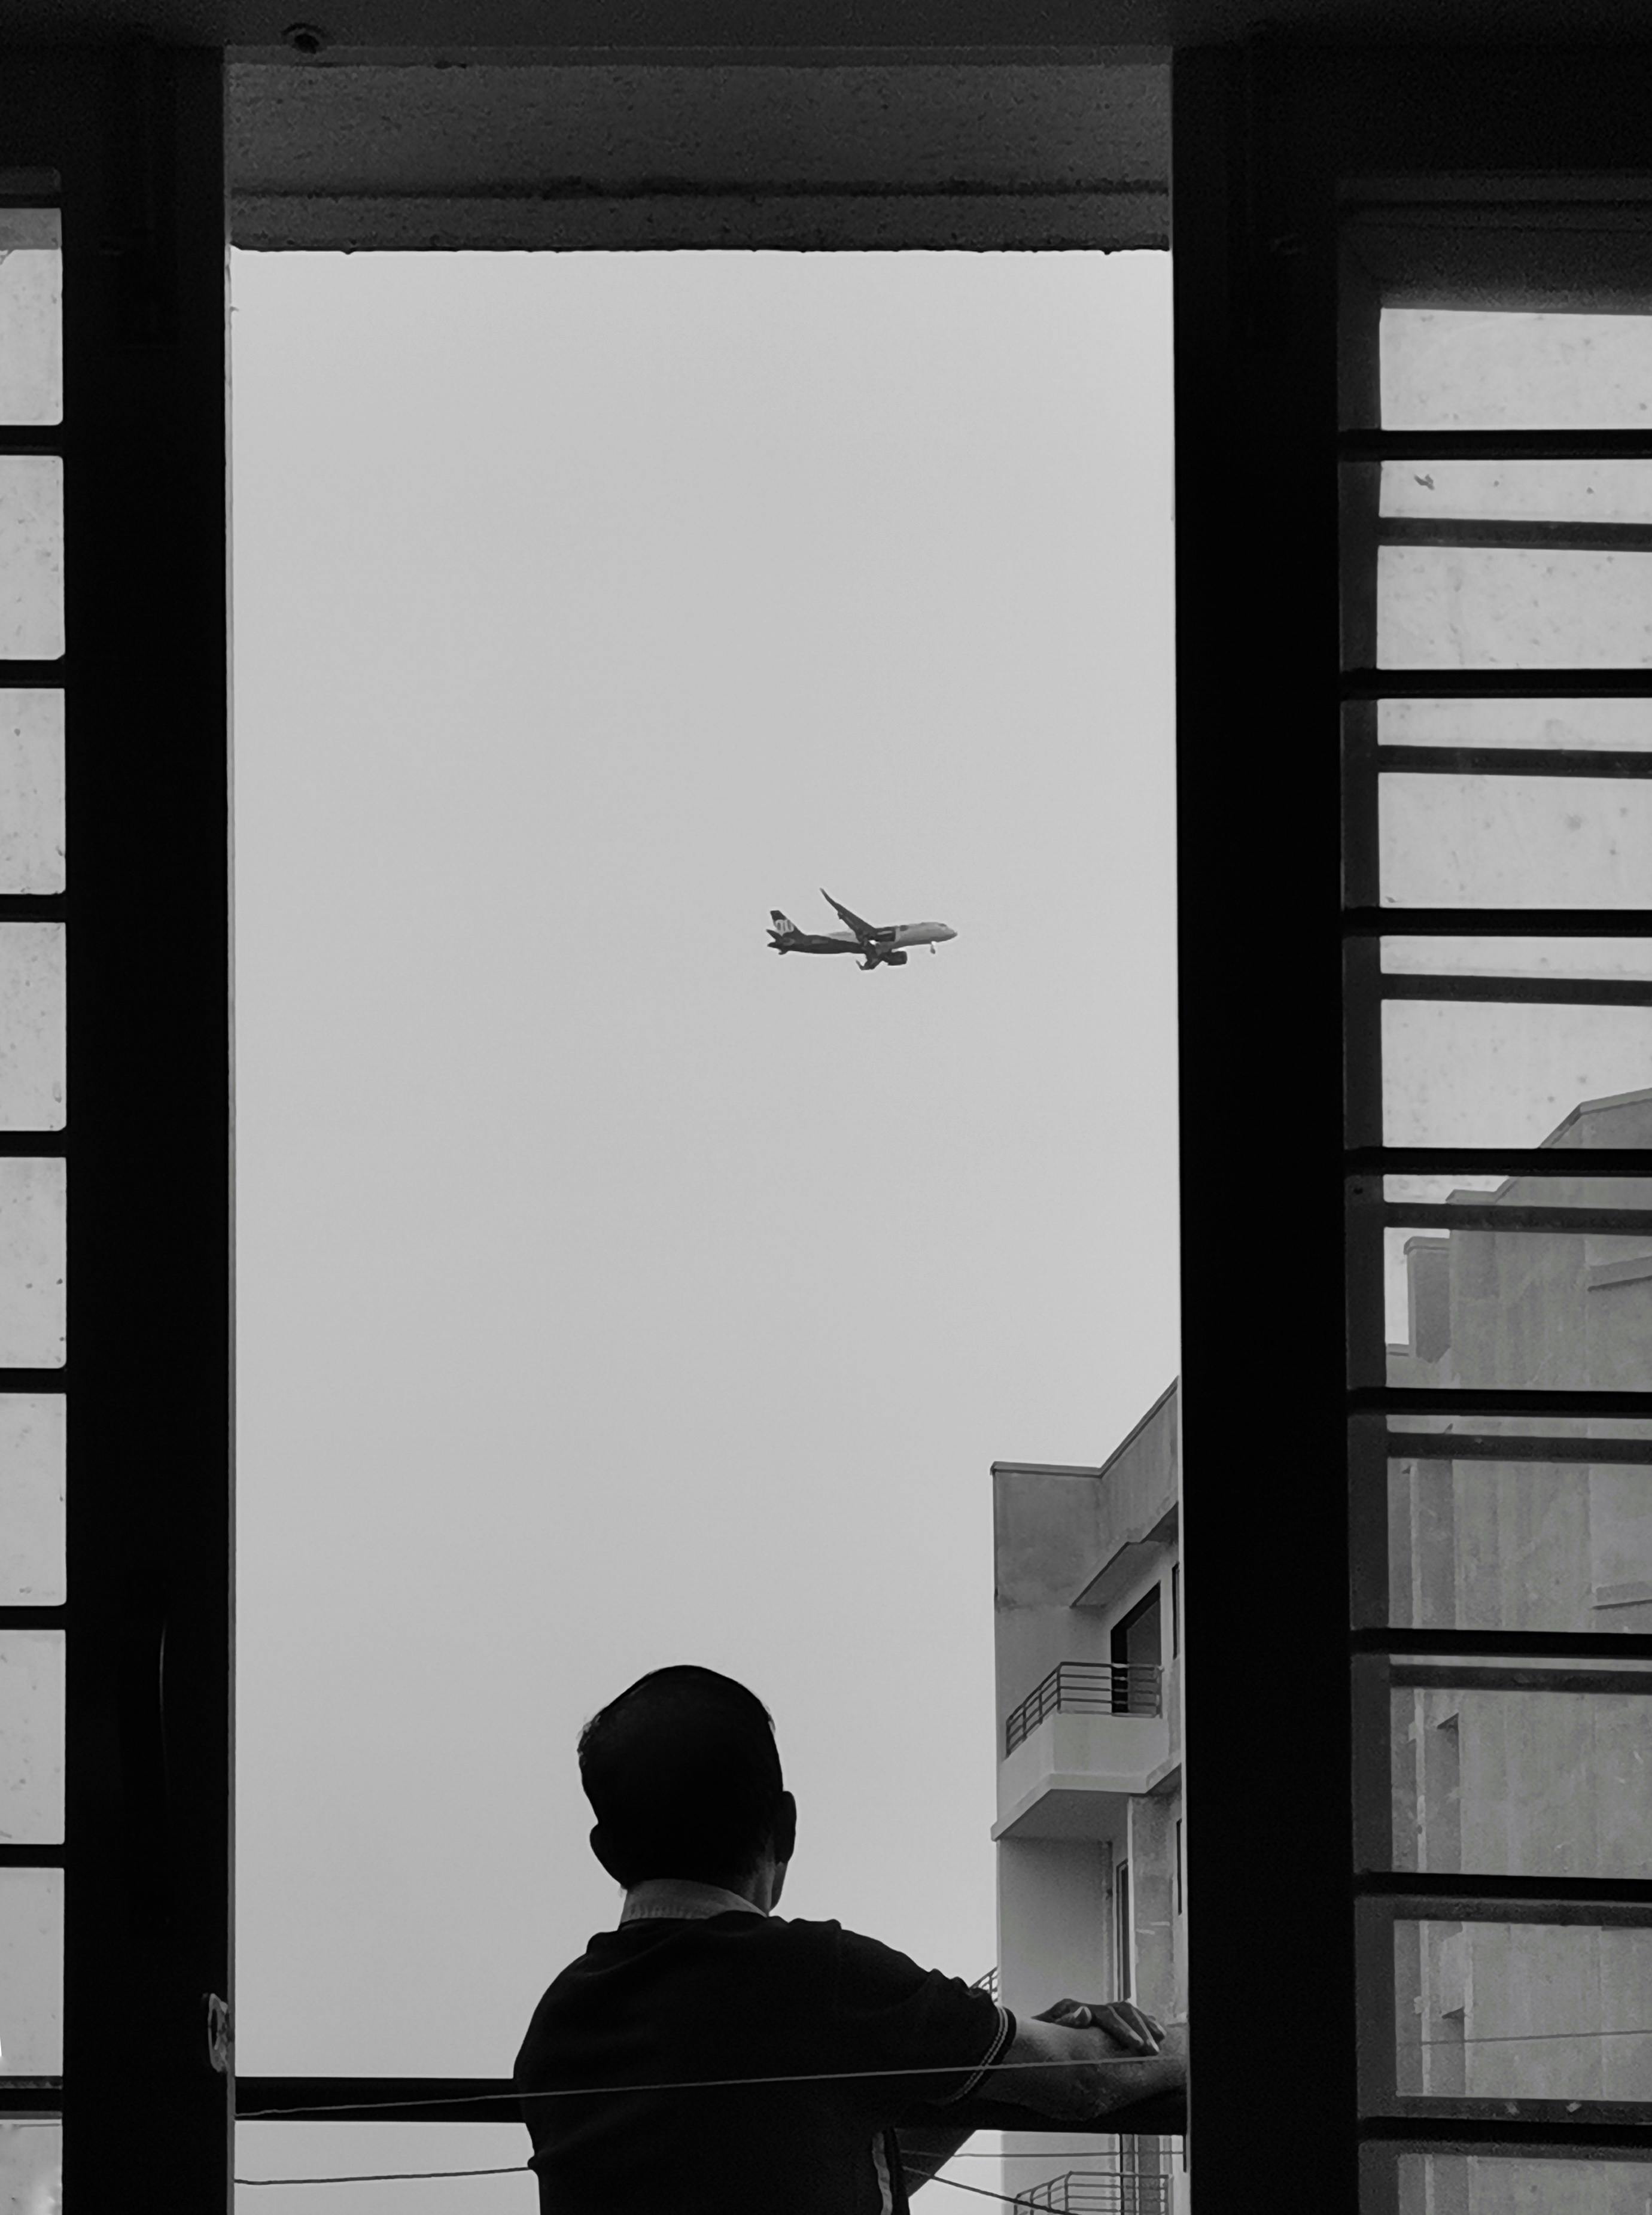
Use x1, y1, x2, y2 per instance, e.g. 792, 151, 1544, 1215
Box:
972, 1965, 1001, 1999
1004, 1661, 1163, 1754
1014, 2168, 1172, 2213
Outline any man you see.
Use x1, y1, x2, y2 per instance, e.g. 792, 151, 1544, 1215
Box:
515, 1665, 1188, 2212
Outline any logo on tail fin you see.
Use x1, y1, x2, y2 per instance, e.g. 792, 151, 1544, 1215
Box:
769, 910, 797, 939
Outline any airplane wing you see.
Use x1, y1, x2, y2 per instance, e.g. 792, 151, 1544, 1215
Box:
820, 889, 893, 943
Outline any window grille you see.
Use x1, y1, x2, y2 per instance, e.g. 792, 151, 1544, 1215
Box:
1176, 39, 1652, 2215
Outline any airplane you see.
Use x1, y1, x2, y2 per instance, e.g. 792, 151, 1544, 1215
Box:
767, 889, 958, 970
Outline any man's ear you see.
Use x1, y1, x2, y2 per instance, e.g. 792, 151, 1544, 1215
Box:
772, 1791, 798, 1867
589, 1822, 626, 1885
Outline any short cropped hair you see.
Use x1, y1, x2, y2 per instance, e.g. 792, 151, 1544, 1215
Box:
578, 1665, 786, 1890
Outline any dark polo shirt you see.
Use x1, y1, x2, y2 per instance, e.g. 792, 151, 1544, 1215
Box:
515, 1882, 1014, 2214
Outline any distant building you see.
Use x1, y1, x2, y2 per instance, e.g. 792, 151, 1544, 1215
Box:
991, 1381, 1185, 2215
1386, 1088, 1652, 2160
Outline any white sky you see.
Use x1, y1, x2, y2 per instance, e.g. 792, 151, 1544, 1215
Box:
228, 247, 1178, 2190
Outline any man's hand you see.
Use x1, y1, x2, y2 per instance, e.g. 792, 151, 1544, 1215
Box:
1036, 1998, 1164, 2054
981, 2010, 1188, 2123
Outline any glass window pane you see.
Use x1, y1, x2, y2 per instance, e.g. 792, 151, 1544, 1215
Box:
0, 691, 63, 893
1380, 1002, 1652, 1149
0, 926, 63, 1130
0, 1392, 65, 1604
1382, 939, 1652, 981
0, 2119, 61, 2210
0, 460, 62, 661
1386, 1434, 1652, 1634
1391, 1665, 1652, 1879
0, 1161, 65, 1368
1378, 777, 1652, 909
1382, 458, 1652, 524
1371, 462, 1652, 669
0, 210, 60, 427
1378, 696, 1652, 751
1394, 2151, 1652, 2215
0, 1630, 63, 1843
1380, 547, 1652, 668
1383, 1198, 1652, 1389
0, 1867, 62, 2073
1382, 306, 1652, 432
1393, 1918, 1652, 2102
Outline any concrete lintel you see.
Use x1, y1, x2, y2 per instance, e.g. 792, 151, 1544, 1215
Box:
227, 59, 1170, 251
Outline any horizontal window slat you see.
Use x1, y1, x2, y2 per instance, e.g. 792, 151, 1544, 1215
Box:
1346, 908, 1652, 936
1362, 2121, 1652, 2155
1351, 1388, 1652, 1420
1345, 670, 1652, 699
1350, 1148, 1652, 1175
1371, 2097, 1652, 2132
1356, 1630, 1652, 1659
1388, 1663, 1652, 1693
1379, 973, 1652, 1006
1373, 1432, 1652, 1465
1362, 1885, 1652, 1922
1378, 518, 1652, 553
1343, 433, 1652, 463
1376, 745, 1652, 777
1362, 1201, 1652, 1231
0, 2079, 60, 2118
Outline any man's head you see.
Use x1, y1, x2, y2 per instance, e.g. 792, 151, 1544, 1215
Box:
578, 1665, 797, 1904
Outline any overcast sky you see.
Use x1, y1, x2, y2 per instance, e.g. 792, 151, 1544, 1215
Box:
227, 246, 1177, 2199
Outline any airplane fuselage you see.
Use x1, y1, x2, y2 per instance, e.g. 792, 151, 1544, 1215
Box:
768, 894, 957, 969
777, 922, 954, 955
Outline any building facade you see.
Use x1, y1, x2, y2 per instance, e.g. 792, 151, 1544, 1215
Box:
1385, 1089, 1652, 2213
991, 1383, 1185, 2215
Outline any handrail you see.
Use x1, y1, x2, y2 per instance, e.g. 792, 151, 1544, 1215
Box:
1005, 1660, 1163, 1754
1014, 2168, 1172, 2212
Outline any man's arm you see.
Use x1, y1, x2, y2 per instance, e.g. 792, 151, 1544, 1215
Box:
978, 2017, 1188, 2123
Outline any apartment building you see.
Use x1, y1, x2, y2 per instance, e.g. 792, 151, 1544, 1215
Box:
991, 1382, 1184, 2215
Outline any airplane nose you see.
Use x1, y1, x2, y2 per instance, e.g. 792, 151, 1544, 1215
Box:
942, 925, 957, 941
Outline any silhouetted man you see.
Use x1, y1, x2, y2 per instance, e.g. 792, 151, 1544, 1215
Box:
515, 1665, 1186, 2213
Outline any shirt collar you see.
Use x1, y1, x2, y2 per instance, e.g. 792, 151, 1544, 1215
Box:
619, 1878, 766, 1927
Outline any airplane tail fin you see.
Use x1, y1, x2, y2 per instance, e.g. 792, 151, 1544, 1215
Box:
768, 909, 797, 949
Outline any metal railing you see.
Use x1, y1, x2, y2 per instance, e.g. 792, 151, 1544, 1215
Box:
1014, 2169, 1172, 2213
1005, 1661, 1163, 1754
971, 1965, 1001, 1999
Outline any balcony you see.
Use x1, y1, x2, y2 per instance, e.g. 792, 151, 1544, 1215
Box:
1005, 1662, 1161, 1752
1015, 2167, 1172, 2213
996, 1662, 1172, 1840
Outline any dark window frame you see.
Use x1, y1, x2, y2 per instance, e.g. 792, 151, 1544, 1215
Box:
1176, 42, 1652, 2215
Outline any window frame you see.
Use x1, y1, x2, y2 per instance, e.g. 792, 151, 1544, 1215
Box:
0, 45, 233, 2207
1175, 40, 1652, 2211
